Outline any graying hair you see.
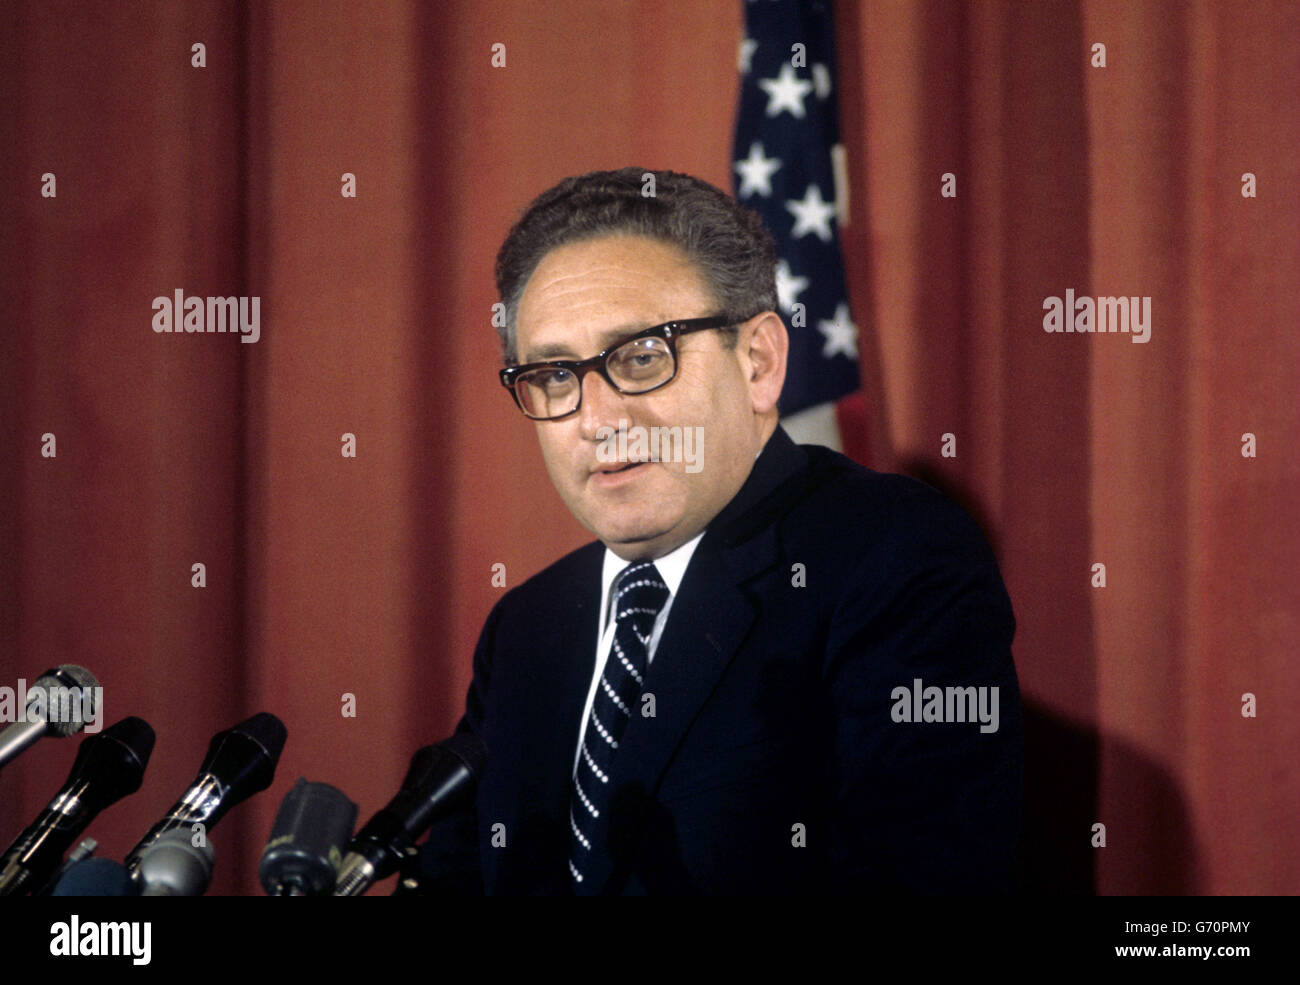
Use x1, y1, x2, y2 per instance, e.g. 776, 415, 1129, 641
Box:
494, 167, 778, 364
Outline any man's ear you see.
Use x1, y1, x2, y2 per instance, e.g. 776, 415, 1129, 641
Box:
740, 311, 788, 414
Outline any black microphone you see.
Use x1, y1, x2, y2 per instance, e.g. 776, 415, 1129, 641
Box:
0, 665, 100, 771
334, 733, 485, 896
124, 711, 287, 875
259, 778, 358, 896
0, 716, 155, 896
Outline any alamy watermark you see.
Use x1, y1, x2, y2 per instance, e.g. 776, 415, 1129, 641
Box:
152, 289, 260, 343
50, 916, 151, 965
0, 679, 102, 733
1043, 290, 1151, 344
595, 421, 704, 474
890, 678, 999, 733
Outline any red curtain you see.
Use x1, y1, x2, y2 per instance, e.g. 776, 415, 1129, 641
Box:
2, 0, 1296, 896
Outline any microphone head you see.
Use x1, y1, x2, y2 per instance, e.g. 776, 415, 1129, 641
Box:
69, 716, 155, 806
442, 731, 486, 777
101, 715, 156, 758
136, 828, 215, 896
232, 712, 289, 761
259, 778, 358, 896
401, 732, 486, 792
29, 665, 100, 737
50, 858, 139, 897
197, 712, 288, 814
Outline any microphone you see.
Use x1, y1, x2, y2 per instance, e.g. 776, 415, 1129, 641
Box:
50, 858, 138, 897
334, 733, 485, 896
124, 711, 287, 875
0, 716, 155, 896
0, 665, 100, 771
135, 828, 215, 896
259, 778, 358, 896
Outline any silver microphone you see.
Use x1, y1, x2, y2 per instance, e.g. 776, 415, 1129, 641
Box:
0, 665, 100, 771
135, 828, 216, 896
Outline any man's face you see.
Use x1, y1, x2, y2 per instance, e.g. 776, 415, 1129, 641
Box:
514, 234, 766, 560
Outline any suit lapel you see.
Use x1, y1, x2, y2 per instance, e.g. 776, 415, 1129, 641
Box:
488, 542, 603, 894
538, 546, 605, 809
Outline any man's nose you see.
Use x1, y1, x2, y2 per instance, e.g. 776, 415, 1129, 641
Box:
577, 370, 630, 439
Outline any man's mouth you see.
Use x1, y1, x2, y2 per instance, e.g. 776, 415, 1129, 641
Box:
591, 460, 653, 483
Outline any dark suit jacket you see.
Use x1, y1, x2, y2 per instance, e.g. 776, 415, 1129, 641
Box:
414, 426, 1022, 894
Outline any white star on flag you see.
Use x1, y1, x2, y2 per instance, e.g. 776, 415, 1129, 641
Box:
818, 302, 858, 359
738, 38, 758, 74
757, 63, 813, 119
774, 259, 809, 314
786, 184, 836, 242
734, 142, 782, 198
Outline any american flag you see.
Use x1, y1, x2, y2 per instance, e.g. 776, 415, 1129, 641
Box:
732, 0, 860, 434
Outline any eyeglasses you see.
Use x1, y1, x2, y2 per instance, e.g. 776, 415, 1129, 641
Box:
499, 315, 734, 420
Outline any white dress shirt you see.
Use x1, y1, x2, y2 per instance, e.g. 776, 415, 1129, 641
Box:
571, 531, 706, 776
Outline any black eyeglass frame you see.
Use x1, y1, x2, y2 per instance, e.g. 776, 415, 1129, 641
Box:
498, 314, 736, 420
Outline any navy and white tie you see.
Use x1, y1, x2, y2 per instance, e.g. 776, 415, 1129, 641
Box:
569, 560, 669, 892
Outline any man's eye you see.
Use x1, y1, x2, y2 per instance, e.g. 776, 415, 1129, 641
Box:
611, 345, 668, 375
529, 368, 573, 389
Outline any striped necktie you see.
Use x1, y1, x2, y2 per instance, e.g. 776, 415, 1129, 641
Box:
568, 560, 669, 892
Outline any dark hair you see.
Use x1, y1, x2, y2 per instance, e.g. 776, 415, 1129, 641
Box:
494, 167, 778, 363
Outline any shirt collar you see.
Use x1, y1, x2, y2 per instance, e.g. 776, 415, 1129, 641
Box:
598, 530, 706, 631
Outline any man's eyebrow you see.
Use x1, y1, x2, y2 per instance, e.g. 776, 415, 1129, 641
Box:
522, 323, 654, 363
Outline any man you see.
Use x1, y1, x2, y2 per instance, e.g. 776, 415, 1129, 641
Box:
414, 167, 1022, 894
